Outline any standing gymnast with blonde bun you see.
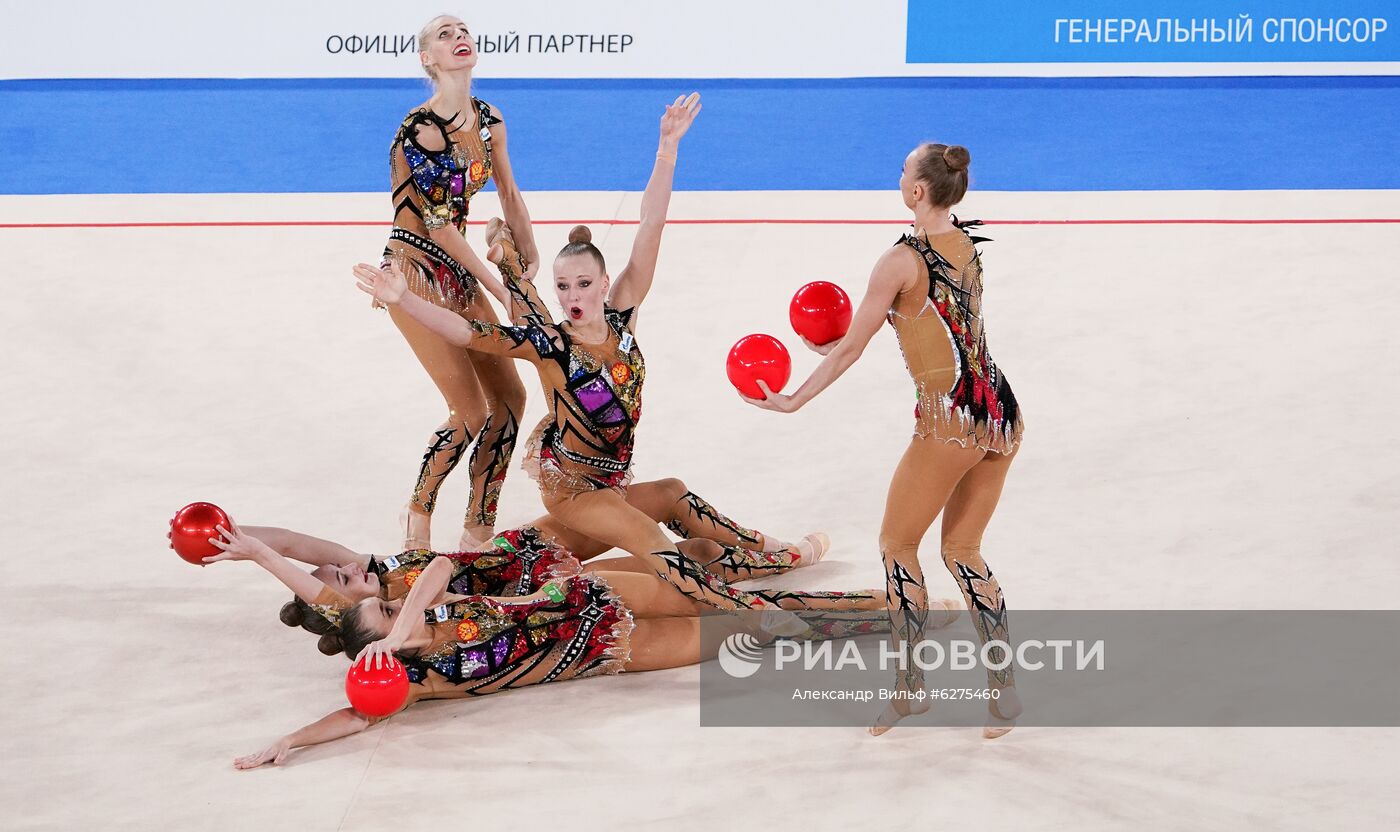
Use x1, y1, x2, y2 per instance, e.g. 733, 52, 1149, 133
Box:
745, 142, 1024, 737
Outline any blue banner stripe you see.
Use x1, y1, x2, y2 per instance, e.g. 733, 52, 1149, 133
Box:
908, 1, 1400, 63
1, 76, 1397, 193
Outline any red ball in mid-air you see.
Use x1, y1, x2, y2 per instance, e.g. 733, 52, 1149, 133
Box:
168, 502, 232, 565
727, 334, 791, 399
346, 658, 410, 717
789, 281, 852, 346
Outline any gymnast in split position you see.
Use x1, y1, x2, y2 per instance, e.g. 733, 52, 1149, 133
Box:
382, 14, 538, 553
356, 93, 835, 631
744, 143, 1024, 738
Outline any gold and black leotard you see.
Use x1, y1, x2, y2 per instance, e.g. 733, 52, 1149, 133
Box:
461, 270, 646, 498
307, 527, 580, 627
397, 573, 633, 702
383, 97, 501, 313
889, 220, 1023, 453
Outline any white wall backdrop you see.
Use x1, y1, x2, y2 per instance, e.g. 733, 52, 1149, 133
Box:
2, 0, 1396, 79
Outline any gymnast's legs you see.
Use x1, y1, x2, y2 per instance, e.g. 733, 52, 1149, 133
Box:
870, 436, 1019, 738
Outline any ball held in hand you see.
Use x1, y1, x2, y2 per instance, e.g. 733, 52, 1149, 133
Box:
727, 334, 792, 399
169, 502, 232, 565
346, 657, 411, 717
789, 281, 852, 346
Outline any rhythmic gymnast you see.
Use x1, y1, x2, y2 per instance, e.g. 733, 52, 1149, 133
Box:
480, 216, 830, 566
210, 480, 870, 656
381, 14, 539, 553
355, 94, 832, 632
211, 524, 926, 769
744, 143, 1024, 737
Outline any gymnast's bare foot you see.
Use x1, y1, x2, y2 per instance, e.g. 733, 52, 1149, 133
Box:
868, 688, 931, 737
759, 607, 811, 638
401, 504, 431, 552
485, 217, 526, 277
485, 216, 510, 247
792, 532, 830, 566
984, 686, 1021, 740
930, 597, 962, 629
761, 532, 829, 565
458, 525, 494, 553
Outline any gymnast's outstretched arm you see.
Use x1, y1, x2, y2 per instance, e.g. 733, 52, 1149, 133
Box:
233, 707, 370, 770
607, 92, 701, 320
743, 245, 917, 413
355, 261, 476, 346
240, 526, 370, 570
203, 520, 331, 607
355, 260, 555, 363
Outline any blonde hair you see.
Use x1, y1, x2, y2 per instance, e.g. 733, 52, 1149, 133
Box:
417, 14, 460, 83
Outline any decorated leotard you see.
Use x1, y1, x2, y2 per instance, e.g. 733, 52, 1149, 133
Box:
478, 237, 827, 585
309, 527, 579, 627
397, 574, 633, 703
392, 527, 579, 598
392, 579, 893, 710
463, 272, 645, 497
890, 220, 1024, 453
384, 98, 500, 313
467, 243, 865, 615
383, 97, 518, 531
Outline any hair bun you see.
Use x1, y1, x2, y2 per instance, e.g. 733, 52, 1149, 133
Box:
279, 600, 304, 628
942, 145, 971, 172
567, 225, 593, 245
317, 632, 344, 657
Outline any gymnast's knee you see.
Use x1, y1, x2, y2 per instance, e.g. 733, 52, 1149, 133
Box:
489, 379, 527, 419
436, 412, 475, 437
657, 477, 689, 504
878, 535, 920, 566
873, 532, 918, 557
677, 538, 721, 563
940, 539, 983, 566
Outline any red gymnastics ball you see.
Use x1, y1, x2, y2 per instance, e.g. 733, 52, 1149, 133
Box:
726, 334, 792, 399
789, 281, 852, 346
168, 502, 232, 565
346, 658, 410, 717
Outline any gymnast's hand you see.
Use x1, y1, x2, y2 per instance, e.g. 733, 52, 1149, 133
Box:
659, 92, 702, 146
204, 521, 270, 564
353, 262, 408, 306
356, 634, 406, 671
740, 380, 800, 414
800, 335, 838, 356
234, 736, 292, 770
